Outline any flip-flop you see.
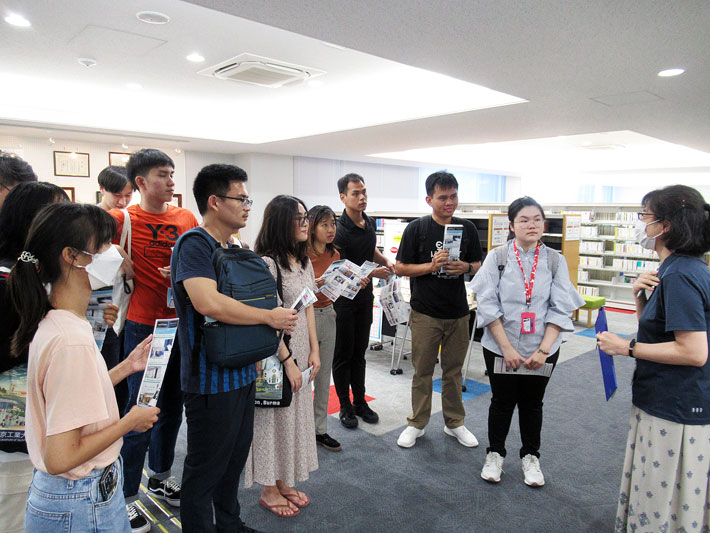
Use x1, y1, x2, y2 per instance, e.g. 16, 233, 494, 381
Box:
281, 490, 310, 508
259, 497, 299, 517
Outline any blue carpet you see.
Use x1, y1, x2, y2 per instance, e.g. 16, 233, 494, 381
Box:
433, 378, 491, 400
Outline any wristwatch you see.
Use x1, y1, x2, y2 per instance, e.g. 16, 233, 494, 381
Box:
628, 338, 636, 358
468, 263, 474, 274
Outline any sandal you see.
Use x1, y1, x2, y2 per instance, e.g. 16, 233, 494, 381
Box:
281, 490, 310, 508
259, 497, 299, 517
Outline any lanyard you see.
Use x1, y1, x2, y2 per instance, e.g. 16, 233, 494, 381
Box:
513, 241, 540, 307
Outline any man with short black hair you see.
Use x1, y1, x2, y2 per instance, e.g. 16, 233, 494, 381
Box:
395, 171, 482, 449
111, 148, 199, 533
0, 151, 37, 210
98, 165, 133, 211
333, 173, 394, 428
172, 164, 297, 532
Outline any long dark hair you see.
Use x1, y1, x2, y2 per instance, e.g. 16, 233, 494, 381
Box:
254, 195, 309, 271
307, 205, 337, 257
8, 203, 116, 356
0, 182, 69, 261
642, 185, 710, 255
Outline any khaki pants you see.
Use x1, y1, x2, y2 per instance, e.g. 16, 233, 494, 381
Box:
313, 306, 337, 435
407, 309, 469, 429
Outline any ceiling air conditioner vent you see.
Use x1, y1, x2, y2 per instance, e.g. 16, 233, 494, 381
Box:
198, 53, 324, 88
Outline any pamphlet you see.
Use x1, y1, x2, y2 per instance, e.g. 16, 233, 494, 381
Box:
595, 307, 617, 401
318, 259, 379, 302
302, 365, 313, 385
492, 356, 553, 377
136, 318, 179, 407
291, 287, 318, 312
440, 224, 464, 277
255, 354, 285, 400
379, 275, 411, 326
86, 288, 113, 350
0, 364, 27, 443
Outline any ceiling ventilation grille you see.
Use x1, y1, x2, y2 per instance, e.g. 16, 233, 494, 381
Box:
198, 53, 324, 88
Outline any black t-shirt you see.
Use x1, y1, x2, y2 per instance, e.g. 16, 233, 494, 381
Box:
396, 216, 482, 319
333, 210, 377, 307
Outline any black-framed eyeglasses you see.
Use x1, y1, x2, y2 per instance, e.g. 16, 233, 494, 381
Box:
0, 182, 10, 192
294, 215, 311, 226
637, 212, 655, 220
217, 195, 253, 208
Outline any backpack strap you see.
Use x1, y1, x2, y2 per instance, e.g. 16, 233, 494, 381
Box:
172, 228, 219, 377
417, 215, 432, 255
264, 256, 291, 353
494, 241, 509, 280
546, 246, 560, 277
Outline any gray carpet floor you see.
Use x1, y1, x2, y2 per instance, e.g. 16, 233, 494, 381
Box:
189, 347, 636, 533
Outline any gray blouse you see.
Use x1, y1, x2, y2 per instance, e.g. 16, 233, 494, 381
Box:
471, 241, 584, 357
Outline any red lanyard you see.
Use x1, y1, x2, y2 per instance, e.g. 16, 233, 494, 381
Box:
513, 241, 540, 307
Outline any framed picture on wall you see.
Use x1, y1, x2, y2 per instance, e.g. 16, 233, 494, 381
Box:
109, 152, 131, 167
53, 151, 90, 177
60, 186, 76, 202
170, 194, 182, 208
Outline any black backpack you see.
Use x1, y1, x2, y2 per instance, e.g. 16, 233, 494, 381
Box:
171, 229, 280, 374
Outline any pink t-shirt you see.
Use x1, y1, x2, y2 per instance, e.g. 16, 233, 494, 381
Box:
25, 310, 122, 479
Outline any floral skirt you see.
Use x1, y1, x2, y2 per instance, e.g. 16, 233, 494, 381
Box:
615, 406, 710, 532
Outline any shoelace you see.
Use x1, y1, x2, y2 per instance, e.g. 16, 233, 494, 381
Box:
522, 457, 540, 472
126, 504, 139, 519
162, 477, 181, 493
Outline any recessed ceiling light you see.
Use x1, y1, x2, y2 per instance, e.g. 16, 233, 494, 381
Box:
121, 143, 129, 150
658, 68, 685, 77
174, 147, 182, 154
125, 83, 142, 90
136, 11, 170, 24
186, 53, 205, 63
307, 79, 325, 88
77, 57, 97, 68
5, 13, 30, 27
48, 137, 55, 144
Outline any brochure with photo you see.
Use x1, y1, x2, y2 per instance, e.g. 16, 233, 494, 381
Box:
136, 318, 179, 407
86, 288, 113, 350
440, 224, 464, 277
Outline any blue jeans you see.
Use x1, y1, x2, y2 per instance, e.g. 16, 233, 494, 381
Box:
25, 458, 130, 533
120, 320, 183, 499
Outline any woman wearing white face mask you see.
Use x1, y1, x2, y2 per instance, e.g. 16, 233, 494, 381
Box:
597, 185, 710, 533
8, 203, 160, 532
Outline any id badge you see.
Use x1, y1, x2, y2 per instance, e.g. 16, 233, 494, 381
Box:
521, 311, 535, 334
167, 288, 175, 309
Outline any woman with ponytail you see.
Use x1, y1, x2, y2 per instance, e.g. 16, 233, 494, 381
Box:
597, 185, 710, 532
8, 203, 160, 532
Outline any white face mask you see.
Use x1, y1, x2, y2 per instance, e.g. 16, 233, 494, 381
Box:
76, 246, 124, 290
634, 218, 663, 250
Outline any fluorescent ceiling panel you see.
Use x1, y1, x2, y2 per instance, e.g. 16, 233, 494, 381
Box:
371, 131, 710, 174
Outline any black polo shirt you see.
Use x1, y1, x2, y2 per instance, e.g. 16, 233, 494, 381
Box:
333, 209, 377, 307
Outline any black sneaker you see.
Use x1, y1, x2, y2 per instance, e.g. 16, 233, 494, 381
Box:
316, 433, 343, 451
126, 502, 151, 533
354, 403, 379, 424
239, 525, 263, 533
147, 476, 181, 507
339, 405, 358, 429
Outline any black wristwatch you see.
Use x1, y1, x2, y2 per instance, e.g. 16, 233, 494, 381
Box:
628, 338, 636, 358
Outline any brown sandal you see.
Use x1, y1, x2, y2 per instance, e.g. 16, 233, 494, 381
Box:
259, 497, 300, 517
281, 490, 310, 508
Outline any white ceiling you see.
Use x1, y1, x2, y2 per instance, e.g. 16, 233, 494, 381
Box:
2, 0, 709, 175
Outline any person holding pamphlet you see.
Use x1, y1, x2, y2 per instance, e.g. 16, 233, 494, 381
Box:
8, 203, 159, 532
307, 205, 343, 452
395, 171, 483, 449
472, 196, 583, 487
246, 195, 320, 518
596, 185, 710, 533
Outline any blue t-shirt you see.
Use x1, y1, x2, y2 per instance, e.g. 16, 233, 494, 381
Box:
172, 227, 257, 394
633, 253, 710, 424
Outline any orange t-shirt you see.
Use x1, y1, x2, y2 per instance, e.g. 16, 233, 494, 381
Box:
308, 248, 341, 308
111, 204, 199, 325
26, 310, 121, 479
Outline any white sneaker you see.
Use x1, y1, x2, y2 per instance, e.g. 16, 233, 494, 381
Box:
444, 425, 479, 447
481, 451, 504, 483
397, 426, 425, 448
521, 454, 545, 487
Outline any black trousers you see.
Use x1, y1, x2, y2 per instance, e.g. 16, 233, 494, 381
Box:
332, 299, 373, 408
181, 383, 255, 533
100, 328, 128, 411
482, 346, 559, 459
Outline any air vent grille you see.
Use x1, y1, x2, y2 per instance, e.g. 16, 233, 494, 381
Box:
199, 53, 325, 88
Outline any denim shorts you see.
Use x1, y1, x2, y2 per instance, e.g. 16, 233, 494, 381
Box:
25, 457, 130, 533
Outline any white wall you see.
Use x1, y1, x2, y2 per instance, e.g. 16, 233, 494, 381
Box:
183, 150, 238, 219
0, 134, 187, 206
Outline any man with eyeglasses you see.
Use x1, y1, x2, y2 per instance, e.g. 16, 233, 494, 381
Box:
172, 164, 297, 532
0, 151, 37, 210
333, 173, 395, 429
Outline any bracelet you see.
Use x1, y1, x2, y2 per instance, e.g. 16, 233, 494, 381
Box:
537, 348, 550, 355
628, 338, 636, 358
280, 353, 293, 364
